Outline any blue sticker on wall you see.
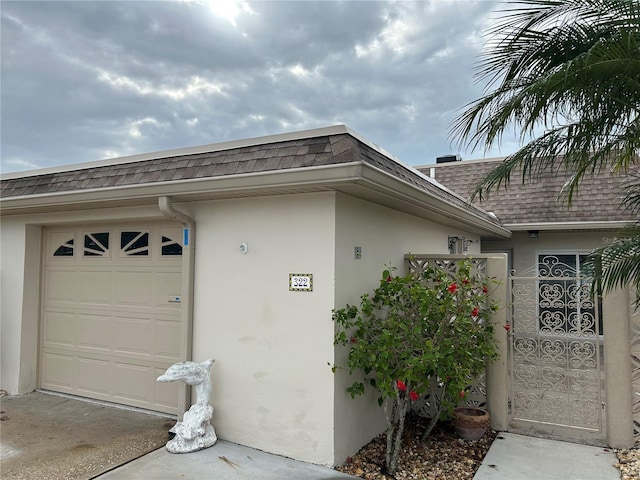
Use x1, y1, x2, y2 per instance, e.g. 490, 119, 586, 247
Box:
183, 228, 189, 246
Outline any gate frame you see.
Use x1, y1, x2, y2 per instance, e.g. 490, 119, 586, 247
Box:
506, 258, 634, 448
507, 256, 605, 444
602, 287, 634, 448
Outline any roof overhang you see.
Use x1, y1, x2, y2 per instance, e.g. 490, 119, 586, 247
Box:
504, 221, 632, 231
0, 161, 511, 239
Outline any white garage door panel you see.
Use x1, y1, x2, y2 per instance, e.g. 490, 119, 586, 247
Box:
41, 224, 183, 414
114, 362, 150, 402
78, 314, 111, 351
156, 320, 181, 359
114, 316, 152, 355
42, 352, 74, 388
78, 270, 113, 304
43, 311, 76, 347
45, 269, 76, 303
114, 271, 153, 307
156, 272, 182, 310
77, 358, 111, 396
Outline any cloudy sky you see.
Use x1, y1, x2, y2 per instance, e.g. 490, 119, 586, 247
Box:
1, 0, 521, 174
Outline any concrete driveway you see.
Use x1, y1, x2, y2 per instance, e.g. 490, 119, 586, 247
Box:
0, 391, 173, 480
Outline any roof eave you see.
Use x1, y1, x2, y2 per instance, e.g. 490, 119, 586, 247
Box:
352, 164, 511, 239
504, 221, 633, 231
0, 161, 511, 239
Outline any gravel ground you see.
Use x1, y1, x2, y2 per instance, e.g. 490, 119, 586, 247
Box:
336, 413, 640, 480
336, 413, 496, 480
615, 447, 640, 480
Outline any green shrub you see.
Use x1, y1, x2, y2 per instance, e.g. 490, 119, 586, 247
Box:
332, 259, 499, 475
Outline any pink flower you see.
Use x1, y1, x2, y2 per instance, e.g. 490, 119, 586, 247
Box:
448, 283, 458, 294
459, 390, 466, 398
462, 279, 470, 285
482, 285, 488, 294
409, 391, 419, 401
503, 324, 511, 332
386, 275, 393, 283
471, 307, 479, 317
396, 380, 407, 392
349, 336, 357, 344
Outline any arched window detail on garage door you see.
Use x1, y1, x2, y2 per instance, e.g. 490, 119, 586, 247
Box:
53, 238, 75, 256
161, 235, 183, 256
84, 232, 110, 257
121, 231, 149, 256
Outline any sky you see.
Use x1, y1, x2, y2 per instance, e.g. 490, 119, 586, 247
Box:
1, 0, 522, 174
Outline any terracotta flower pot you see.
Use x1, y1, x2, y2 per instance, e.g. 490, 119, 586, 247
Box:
452, 407, 490, 441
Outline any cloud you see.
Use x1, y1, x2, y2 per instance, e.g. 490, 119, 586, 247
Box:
1, 0, 514, 174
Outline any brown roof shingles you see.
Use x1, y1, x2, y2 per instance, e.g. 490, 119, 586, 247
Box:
0, 133, 499, 227
421, 159, 637, 225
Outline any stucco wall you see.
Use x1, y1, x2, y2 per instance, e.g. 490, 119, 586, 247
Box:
483, 230, 611, 272
332, 192, 481, 465
0, 192, 489, 466
188, 192, 337, 466
1, 218, 29, 394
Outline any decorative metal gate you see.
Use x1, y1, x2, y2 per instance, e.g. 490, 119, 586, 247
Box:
509, 255, 604, 440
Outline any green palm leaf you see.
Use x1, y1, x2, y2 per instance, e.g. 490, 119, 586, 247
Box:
451, 0, 640, 304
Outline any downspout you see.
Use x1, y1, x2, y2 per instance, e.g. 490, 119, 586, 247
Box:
159, 196, 195, 417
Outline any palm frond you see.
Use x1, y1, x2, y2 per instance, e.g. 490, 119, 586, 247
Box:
584, 226, 640, 305
451, 0, 640, 202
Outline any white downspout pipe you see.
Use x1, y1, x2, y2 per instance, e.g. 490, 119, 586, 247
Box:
159, 196, 195, 417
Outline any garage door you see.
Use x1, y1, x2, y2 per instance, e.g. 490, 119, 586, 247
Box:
41, 223, 184, 414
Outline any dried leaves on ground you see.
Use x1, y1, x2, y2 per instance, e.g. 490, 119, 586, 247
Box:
336, 414, 496, 480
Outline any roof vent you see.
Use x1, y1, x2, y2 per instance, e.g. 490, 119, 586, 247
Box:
436, 154, 461, 164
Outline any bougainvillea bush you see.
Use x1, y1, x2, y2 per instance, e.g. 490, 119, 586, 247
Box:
332, 260, 499, 475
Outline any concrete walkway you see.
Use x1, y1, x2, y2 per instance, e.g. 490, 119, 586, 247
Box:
473, 432, 620, 480
95, 432, 621, 480
95, 440, 355, 480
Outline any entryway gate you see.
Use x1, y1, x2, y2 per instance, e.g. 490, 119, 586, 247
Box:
509, 255, 604, 441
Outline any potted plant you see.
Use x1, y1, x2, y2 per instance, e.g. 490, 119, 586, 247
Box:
332, 259, 499, 475
452, 406, 490, 441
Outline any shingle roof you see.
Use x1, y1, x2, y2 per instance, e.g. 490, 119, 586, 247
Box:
1, 135, 334, 198
0, 128, 501, 230
419, 158, 638, 226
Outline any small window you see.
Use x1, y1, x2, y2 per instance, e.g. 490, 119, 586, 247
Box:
54, 239, 74, 257
84, 232, 110, 257
121, 231, 149, 256
161, 235, 183, 256
538, 253, 603, 337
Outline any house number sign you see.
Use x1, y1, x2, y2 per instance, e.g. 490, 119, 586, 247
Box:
289, 273, 313, 291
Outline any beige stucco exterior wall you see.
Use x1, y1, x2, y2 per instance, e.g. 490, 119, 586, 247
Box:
1, 218, 30, 394
332, 192, 481, 465
0, 191, 490, 466
483, 230, 612, 272
187, 192, 338, 466
483, 255, 510, 432
602, 287, 634, 448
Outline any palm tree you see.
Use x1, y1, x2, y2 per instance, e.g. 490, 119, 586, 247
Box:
451, 0, 640, 302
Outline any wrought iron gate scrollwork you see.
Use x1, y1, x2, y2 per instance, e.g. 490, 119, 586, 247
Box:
510, 255, 603, 434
